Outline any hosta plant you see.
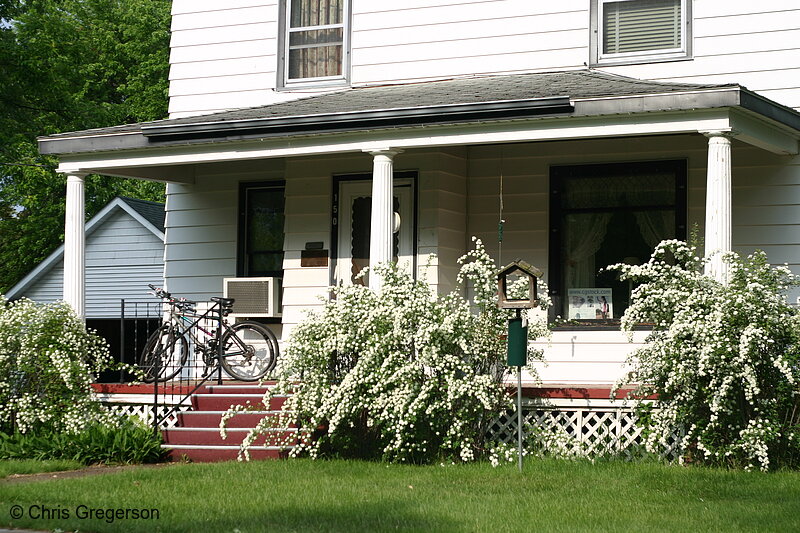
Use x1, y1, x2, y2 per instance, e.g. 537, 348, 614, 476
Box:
608, 240, 800, 470
225, 238, 550, 463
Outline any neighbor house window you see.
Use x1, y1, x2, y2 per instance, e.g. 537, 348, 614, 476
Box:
549, 160, 686, 323
591, 0, 690, 65
279, 0, 350, 87
239, 182, 285, 277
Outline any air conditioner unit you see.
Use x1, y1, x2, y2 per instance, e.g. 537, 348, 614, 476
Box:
223, 277, 282, 318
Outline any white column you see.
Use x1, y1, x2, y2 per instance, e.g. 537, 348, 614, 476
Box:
364, 148, 402, 291
63, 172, 86, 319
702, 131, 733, 283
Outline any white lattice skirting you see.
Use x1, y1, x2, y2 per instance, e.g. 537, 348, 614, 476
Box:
488, 400, 682, 461
101, 398, 681, 460
99, 394, 191, 429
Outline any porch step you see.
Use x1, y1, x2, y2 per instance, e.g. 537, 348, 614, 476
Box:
177, 410, 294, 428
164, 445, 288, 462
161, 383, 298, 463
163, 427, 297, 446
191, 393, 289, 411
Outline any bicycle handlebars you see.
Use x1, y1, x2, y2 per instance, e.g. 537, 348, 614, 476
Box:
147, 283, 197, 313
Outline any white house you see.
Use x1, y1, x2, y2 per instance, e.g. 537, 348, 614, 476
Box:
37, 1, 800, 388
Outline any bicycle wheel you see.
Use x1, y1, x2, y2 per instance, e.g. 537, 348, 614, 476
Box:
138, 326, 189, 382
219, 321, 279, 381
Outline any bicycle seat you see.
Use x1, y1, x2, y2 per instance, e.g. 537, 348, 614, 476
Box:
211, 296, 235, 307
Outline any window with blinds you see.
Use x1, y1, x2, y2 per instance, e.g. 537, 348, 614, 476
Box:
281, 0, 350, 86
594, 0, 689, 65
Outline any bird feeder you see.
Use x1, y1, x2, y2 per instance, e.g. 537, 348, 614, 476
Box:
497, 260, 542, 367
496, 259, 543, 310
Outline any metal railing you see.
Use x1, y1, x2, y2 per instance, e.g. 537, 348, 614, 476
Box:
118, 299, 162, 383
146, 300, 229, 432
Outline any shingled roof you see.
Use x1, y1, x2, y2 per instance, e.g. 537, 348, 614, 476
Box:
119, 197, 165, 233
39, 69, 800, 155
42, 70, 735, 139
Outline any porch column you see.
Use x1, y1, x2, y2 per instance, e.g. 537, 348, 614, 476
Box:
63, 172, 86, 319
364, 148, 402, 291
702, 131, 734, 283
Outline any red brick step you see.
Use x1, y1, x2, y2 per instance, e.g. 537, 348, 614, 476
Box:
161, 383, 298, 462
177, 410, 294, 429
165, 445, 288, 462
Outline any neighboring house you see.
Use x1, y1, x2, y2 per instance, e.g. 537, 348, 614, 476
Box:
36, 1, 800, 388
6, 197, 165, 379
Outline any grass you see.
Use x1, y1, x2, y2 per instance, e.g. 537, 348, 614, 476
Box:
0, 459, 82, 479
1, 458, 799, 532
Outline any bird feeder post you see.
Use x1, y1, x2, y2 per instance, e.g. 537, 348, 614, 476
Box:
496, 259, 543, 472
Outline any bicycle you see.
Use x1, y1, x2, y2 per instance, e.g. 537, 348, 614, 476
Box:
137, 284, 279, 382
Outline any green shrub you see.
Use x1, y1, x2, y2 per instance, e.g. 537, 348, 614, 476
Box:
0, 418, 166, 464
608, 241, 800, 470
0, 297, 117, 434
227, 239, 550, 463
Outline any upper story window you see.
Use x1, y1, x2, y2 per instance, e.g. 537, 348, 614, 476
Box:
279, 0, 350, 88
591, 0, 691, 66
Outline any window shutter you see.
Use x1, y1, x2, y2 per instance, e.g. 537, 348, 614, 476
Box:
603, 0, 681, 55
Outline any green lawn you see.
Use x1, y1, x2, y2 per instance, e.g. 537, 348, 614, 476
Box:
1, 458, 799, 532
0, 459, 82, 479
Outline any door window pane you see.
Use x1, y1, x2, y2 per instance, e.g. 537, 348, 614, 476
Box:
243, 185, 285, 277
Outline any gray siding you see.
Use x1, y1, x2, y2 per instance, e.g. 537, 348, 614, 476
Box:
21, 209, 164, 319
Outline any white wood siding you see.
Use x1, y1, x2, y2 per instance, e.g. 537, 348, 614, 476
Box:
169, 1, 800, 116
21, 210, 164, 319
168, 0, 280, 117
163, 159, 284, 301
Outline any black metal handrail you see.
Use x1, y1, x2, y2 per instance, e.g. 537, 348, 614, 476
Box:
149, 300, 227, 431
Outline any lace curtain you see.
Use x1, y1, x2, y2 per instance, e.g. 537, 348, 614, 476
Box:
564, 213, 612, 289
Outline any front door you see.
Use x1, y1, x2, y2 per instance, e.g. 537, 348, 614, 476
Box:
335, 178, 414, 286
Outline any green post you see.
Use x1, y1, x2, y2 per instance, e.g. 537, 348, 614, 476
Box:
507, 316, 527, 366
507, 310, 527, 472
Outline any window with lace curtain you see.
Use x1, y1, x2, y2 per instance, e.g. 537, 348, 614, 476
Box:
279, 0, 350, 87
548, 160, 687, 323
591, 0, 691, 66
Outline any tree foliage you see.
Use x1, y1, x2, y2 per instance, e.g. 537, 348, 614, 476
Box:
0, 0, 170, 292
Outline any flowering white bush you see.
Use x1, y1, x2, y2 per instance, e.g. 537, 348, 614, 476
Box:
608, 240, 800, 470
231, 238, 549, 463
0, 297, 115, 434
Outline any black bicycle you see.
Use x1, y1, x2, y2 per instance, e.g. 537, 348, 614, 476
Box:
138, 284, 279, 382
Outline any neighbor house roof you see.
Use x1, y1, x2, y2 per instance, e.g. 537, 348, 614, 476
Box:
119, 197, 166, 233
5, 197, 165, 299
39, 69, 800, 155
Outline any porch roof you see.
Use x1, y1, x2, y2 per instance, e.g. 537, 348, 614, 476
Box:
40, 70, 800, 158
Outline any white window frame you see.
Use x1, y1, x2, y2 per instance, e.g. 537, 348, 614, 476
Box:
278, 0, 352, 90
590, 0, 691, 67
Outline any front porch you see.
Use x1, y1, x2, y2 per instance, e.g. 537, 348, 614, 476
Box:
42, 70, 800, 389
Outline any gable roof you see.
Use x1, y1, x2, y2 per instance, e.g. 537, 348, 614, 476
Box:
39, 70, 800, 155
4, 197, 165, 299
119, 196, 165, 233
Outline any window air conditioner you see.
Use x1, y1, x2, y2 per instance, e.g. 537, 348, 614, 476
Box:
223, 277, 282, 318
